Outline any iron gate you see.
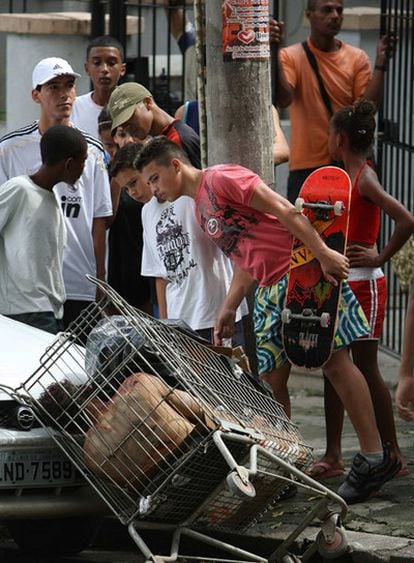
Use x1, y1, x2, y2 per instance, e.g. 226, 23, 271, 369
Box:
0, 1, 192, 114
91, 0, 194, 115
378, 0, 414, 355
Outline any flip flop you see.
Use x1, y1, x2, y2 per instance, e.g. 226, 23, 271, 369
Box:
305, 460, 345, 480
396, 466, 410, 478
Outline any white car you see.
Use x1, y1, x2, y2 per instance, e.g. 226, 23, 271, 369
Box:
0, 315, 106, 555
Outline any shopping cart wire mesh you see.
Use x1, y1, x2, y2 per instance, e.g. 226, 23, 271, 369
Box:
18, 277, 348, 562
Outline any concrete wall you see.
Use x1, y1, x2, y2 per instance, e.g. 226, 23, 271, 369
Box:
0, 7, 184, 135
0, 11, 141, 135
0, 2, 89, 121
0, 1, 86, 9
5, 34, 89, 132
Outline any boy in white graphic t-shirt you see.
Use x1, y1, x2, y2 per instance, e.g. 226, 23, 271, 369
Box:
110, 143, 248, 345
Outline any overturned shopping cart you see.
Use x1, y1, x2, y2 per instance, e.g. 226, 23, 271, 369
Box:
19, 277, 349, 562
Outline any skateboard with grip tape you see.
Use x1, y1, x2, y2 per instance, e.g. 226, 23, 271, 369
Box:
282, 166, 351, 369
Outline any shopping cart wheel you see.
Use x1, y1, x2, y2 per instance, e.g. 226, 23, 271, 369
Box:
316, 526, 348, 559
226, 471, 256, 498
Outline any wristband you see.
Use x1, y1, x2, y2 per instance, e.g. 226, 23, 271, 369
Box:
375, 64, 387, 72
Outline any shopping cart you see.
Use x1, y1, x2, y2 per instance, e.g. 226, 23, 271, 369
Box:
19, 277, 349, 563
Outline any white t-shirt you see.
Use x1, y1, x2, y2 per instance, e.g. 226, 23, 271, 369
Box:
141, 196, 248, 330
0, 122, 113, 301
0, 175, 66, 318
71, 92, 103, 139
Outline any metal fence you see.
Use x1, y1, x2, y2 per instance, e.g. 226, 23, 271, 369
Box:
0, 0, 89, 11
378, 0, 414, 356
118, 1, 195, 112
91, 1, 194, 114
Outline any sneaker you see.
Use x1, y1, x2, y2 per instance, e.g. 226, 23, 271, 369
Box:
337, 443, 401, 504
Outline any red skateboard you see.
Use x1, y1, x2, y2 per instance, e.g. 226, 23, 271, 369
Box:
282, 166, 351, 369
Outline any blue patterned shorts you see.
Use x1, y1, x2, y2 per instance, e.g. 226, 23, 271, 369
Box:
254, 275, 369, 375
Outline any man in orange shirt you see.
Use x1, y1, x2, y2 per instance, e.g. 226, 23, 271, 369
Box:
271, 0, 394, 202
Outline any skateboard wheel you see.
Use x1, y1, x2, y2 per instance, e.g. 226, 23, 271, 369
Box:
226, 471, 256, 498
320, 312, 330, 328
333, 200, 344, 216
281, 308, 292, 324
316, 526, 349, 559
295, 197, 305, 213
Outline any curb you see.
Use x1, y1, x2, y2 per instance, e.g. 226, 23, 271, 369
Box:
95, 517, 414, 562
246, 524, 414, 562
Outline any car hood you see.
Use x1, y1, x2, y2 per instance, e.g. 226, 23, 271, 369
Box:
0, 315, 87, 400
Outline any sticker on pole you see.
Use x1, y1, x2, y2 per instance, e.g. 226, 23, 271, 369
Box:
222, 0, 270, 62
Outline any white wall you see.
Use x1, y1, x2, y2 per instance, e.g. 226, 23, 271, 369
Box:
4, 34, 90, 133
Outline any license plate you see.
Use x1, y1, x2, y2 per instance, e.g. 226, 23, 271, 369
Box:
0, 450, 78, 487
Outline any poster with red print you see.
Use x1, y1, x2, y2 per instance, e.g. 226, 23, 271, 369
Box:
222, 0, 270, 62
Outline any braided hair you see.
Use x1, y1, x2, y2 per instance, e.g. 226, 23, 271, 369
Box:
331, 98, 376, 155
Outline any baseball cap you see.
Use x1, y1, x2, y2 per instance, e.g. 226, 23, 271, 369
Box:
32, 57, 81, 89
108, 82, 152, 132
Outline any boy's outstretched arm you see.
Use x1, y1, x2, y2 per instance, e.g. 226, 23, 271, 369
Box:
214, 265, 255, 346
250, 182, 349, 284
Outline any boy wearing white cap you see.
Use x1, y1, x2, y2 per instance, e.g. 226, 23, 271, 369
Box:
0, 57, 113, 328
31, 56, 81, 88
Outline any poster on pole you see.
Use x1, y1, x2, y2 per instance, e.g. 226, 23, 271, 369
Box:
222, 0, 270, 62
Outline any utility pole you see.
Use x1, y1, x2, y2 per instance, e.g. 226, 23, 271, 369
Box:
205, 0, 274, 185
205, 1, 274, 373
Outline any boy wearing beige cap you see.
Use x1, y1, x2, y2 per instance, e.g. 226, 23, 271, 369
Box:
108, 82, 200, 168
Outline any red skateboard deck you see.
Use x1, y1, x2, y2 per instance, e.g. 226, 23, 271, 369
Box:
282, 166, 351, 369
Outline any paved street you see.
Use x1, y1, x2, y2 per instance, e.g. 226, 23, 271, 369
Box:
251, 351, 414, 562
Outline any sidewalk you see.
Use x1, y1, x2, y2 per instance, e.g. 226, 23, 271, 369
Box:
248, 350, 414, 562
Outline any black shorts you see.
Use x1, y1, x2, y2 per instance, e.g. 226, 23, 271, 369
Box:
287, 162, 344, 203
287, 168, 320, 203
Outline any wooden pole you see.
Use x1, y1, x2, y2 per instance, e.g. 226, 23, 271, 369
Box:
205, 0, 274, 184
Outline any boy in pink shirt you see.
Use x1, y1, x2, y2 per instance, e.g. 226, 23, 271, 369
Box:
135, 135, 401, 504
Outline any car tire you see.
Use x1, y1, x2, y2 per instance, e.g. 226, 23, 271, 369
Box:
6, 516, 102, 555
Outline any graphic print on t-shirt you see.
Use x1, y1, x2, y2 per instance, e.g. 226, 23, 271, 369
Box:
60, 194, 82, 219
156, 204, 196, 286
199, 181, 258, 257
